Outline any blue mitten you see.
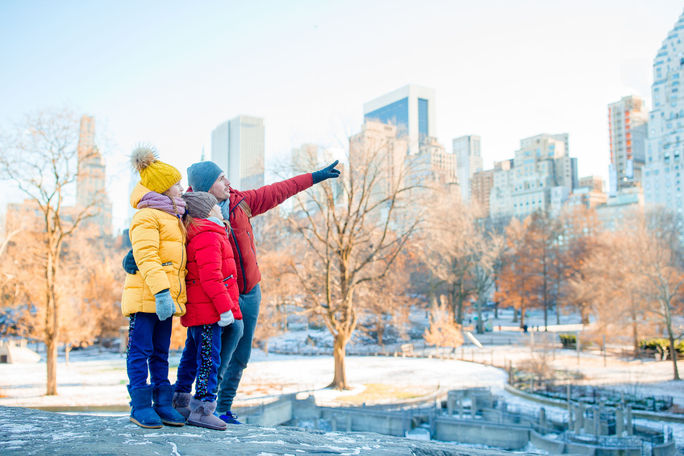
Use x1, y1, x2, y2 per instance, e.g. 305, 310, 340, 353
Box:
122, 249, 138, 274
218, 311, 234, 327
312, 160, 341, 184
155, 289, 174, 321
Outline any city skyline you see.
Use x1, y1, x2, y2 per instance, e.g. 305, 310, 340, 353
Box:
1, 1, 683, 230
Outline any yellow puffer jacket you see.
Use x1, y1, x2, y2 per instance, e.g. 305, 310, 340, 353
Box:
121, 183, 187, 317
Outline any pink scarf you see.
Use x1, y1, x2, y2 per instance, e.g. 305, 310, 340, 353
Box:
137, 192, 186, 217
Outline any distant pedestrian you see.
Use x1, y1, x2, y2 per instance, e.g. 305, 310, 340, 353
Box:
171, 192, 242, 431
121, 146, 187, 429
186, 159, 340, 424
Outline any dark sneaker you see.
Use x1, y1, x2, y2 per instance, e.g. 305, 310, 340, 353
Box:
219, 411, 242, 424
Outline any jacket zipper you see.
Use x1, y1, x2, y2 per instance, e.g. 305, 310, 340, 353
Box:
230, 229, 248, 291
228, 197, 249, 292
175, 222, 185, 314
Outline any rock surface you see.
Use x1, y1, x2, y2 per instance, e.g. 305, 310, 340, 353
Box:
0, 405, 517, 455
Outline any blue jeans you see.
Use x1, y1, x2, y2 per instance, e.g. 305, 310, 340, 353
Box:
126, 312, 173, 390
175, 324, 222, 401
216, 283, 261, 413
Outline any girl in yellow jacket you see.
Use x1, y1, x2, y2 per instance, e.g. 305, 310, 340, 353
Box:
121, 146, 187, 429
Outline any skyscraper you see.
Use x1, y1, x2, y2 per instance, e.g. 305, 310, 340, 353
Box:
76, 115, 111, 235
489, 133, 577, 219
363, 84, 436, 155
470, 168, 494, 215
608, 95, 648, 195
643, 10, 684, 216
211, 115, 265, 190
350, 121, 408, 202
453, 135, 483, 202
408, 136, 458, 192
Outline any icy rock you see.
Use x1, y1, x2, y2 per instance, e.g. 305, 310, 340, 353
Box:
0, 405, 516, 455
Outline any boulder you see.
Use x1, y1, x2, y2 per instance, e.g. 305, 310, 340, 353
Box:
0, 405, 516, 455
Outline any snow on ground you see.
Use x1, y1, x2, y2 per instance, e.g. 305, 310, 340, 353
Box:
0, 348, 505, 408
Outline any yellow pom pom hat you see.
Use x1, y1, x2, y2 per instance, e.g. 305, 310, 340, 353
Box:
130, 145, 181, 194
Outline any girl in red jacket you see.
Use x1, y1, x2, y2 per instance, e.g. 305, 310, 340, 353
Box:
171, 192, 242, 431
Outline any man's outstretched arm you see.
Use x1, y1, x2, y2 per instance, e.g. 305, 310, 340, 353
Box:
240, 161, 340, 217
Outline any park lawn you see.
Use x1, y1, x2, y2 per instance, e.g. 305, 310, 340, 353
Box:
337, 383, 433, 405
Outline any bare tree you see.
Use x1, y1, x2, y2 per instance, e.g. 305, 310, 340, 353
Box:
255, 248, 298, 354
559, 206, 603, 325
419, 193, 480, 324
355, 249, 415, 346
630, 210, 684, 380
525, 211, 563, 331
471, 228, 504, 334
58, 226, 127, 362
288, 125, 420, 389
0, 110, 102, 395
496, 217, 536, 327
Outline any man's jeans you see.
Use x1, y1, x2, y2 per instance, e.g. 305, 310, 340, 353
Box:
216, 283, 261, 413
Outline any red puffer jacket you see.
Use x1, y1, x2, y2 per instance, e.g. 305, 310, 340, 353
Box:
223, 173, 313, 294
181, 218, 242, 328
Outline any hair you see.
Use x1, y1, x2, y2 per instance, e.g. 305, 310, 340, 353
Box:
183, 213, 199, 231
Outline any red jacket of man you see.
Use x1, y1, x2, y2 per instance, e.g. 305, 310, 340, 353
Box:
222, 174, 313, 294
182, 218, 242, 327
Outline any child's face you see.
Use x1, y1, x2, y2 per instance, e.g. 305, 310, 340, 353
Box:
209, 204, 222, 220
165, 181, 183, 199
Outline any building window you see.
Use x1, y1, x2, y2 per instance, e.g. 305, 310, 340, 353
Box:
364, 97, 409, 136
418, 98, 429, 141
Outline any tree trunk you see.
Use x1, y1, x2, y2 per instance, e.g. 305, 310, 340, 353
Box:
580, 304, 590, 325
376, 316, 384, 347
668, 333, 680, 381
520, 304, 526, 329
454, 289, 464, 324
512, 307, 518, 323
630, 307, 639, 357
476, 299, 484, 334
46, 337, 58, 395
543, 303, 548, 331
45, 252, 59, 396
555, 303, 560, 325
65, 344, 70, 366
330, 334, 349, 390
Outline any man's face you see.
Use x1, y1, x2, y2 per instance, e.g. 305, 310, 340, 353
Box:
209, 174, 231, 202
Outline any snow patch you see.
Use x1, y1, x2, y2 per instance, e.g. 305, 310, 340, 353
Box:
2, 423, 40, 433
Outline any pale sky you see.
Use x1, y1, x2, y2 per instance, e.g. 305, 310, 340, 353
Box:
1, 0, 683, 232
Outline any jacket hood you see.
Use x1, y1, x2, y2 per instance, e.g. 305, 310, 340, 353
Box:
187, 217, 228, 241
130, 182, 154, 209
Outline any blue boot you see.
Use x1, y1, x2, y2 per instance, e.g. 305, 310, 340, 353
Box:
153, 384, 186, 426
128, 385, 163, 429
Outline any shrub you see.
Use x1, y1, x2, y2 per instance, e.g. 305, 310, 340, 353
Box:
639, 338, 684, 360
559, 333, 576, 349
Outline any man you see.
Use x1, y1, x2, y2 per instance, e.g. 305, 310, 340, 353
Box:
185, 160, 340, 423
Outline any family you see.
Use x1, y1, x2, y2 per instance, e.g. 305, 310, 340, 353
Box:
120, 146, 340, 430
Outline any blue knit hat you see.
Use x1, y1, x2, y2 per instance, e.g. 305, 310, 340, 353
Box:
187, 161, 223, 192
